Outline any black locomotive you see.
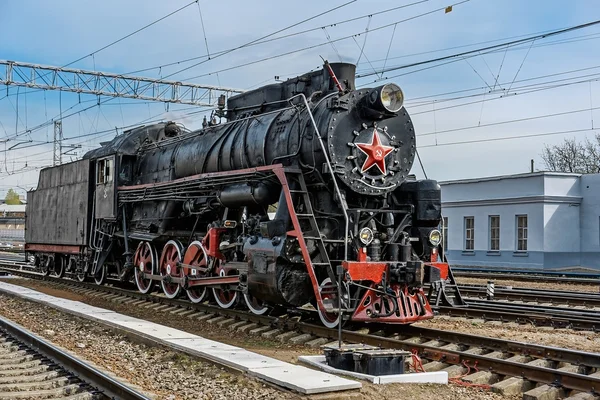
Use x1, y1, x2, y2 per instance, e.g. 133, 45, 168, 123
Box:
25, 62, 458, 327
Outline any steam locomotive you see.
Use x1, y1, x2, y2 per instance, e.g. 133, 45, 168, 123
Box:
24, 62, 459, 327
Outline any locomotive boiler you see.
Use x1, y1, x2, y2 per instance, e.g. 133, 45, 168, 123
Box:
24, 62, 459, 327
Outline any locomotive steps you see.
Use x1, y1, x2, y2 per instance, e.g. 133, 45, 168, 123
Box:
1, 270, 600, 399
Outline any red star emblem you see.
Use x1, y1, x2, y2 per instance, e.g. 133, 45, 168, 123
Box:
356, 129, 394, 175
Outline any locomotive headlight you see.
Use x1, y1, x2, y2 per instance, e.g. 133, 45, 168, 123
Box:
380, 84, 404, 113
363, 83, 405, 116
428, 229, 441, 246
359, 227, 374, 245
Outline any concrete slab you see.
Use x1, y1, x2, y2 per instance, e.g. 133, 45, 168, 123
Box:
196, 348, 290, 372
92, 315, 199, 340
0, 281, 362, 394
298, 355, 378, 383
0, 282, 38, 294
249, 363, 362, 394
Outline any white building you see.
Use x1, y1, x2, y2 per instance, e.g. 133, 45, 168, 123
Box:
440, 172, 600, 271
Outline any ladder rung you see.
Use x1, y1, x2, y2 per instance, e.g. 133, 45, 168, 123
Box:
296, 214, 313, 218
303, 236, 322, 240
289, 189, 308, 194
311, 262, 330, 266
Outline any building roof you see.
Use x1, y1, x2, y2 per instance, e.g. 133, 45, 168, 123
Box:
0, 205, 26, 213
439, 171, 584, 186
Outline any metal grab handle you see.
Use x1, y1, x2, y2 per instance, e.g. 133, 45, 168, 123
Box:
288, 93, 350, 264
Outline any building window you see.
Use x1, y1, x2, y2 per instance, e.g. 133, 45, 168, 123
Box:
489, 215, 500, 251
442, 217, 448, 252
464, 216, 474, 251
516, 215, 528, 251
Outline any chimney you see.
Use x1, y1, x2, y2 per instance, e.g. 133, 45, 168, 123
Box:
530, 159, 534, 173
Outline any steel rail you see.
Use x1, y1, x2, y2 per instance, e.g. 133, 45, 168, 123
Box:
4, 261, 600, 330
436, 304, 600, 331
295, 323, 600, 394
397, 325, 600, 367
0, 315, 151, 400
454, 270, 600, 284
2, 263, 600, 395
458, 285, 600, 307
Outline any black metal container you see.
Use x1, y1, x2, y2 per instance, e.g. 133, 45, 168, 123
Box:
353, 349, 410, 376
323, 344, 378, 372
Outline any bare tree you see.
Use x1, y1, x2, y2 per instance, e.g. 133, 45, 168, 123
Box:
541, 135, 600, 173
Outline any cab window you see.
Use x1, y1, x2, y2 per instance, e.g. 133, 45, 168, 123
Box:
97, 158, 113, 184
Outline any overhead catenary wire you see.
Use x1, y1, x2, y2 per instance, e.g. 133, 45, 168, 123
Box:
3, 4, 600, 171
418, 127, 600, 149
410, 73, 600, 116
17, 0, 200, 89
356, 18, 600, 79
155, 0, 359, 80
179, 0, 473, 82
5, 58, 600, 149
406, 64, 600, 105
353, 30, 600, 75
122, 0, 428, 77
0, 0, 363, 153
356, 31, 600, 87
418, 105, 600, 138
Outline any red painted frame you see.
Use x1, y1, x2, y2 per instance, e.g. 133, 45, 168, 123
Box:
25, 243, 83, 254
117, 163, 441, 324
426, 262, 449, 280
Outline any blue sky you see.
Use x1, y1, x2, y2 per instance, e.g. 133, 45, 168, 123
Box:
0, 0, 599, 197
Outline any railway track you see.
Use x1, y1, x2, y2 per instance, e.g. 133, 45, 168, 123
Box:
0, 314, 150, 399
458, 284, 600, 307
1, 264, 600, 398
454, 269, 600, 285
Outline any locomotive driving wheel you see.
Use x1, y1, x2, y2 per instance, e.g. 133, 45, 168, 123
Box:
317, 277, 342, 329
212, 265, 238, 309
159, 240, 183, 299
182, 241, 208, 303
134, 242, 157, 294
243, 294, 268, 315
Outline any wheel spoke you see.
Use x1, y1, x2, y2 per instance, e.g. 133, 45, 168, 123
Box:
159, 240, 183, 299
212, 267, 238, 309
134, 242, 156, 294
183, 241, 208, 304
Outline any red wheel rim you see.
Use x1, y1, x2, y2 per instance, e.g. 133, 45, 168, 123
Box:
183, 241, 208, 303
317, 278, 340, 328
134, 242, 155, 293
159, 240, 183, 298
212, 265, 238, 308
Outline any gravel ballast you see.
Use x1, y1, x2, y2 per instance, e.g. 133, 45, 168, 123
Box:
0, 279, 518, 399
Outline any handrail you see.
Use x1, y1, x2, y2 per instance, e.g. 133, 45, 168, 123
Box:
289, 93, 350, 344
289, 93, 350, 263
